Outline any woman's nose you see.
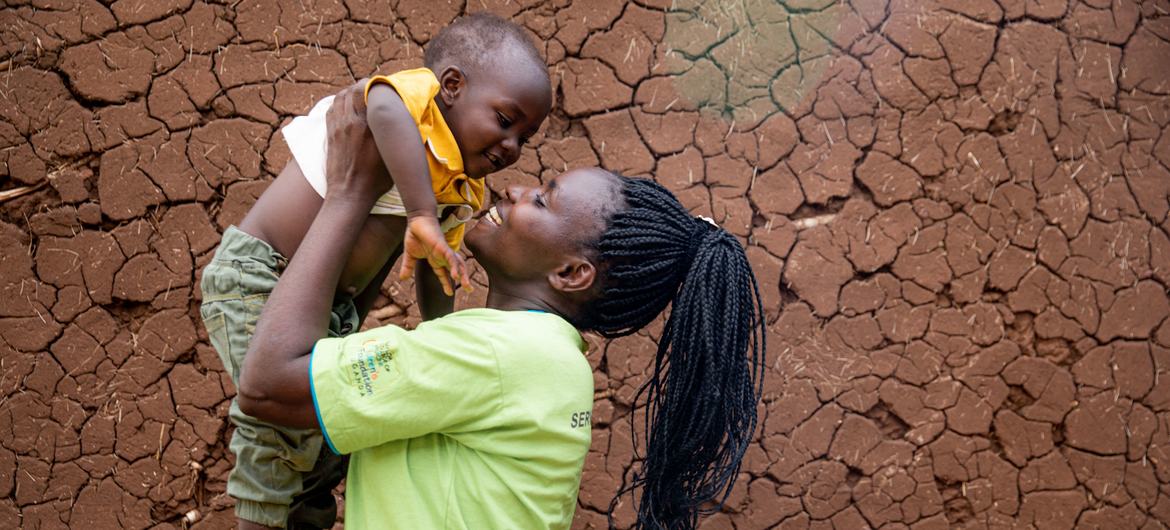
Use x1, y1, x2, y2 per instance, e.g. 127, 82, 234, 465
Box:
506, 184, 526, 202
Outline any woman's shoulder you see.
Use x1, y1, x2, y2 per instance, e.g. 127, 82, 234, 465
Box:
428, 308, 586, 362
426, 308, 575, 333
465, 311, 594, 404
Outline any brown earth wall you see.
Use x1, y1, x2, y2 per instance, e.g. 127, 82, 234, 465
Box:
2, 0, 1170, 528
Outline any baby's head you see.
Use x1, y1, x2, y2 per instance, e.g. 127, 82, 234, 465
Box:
425, 13, 552, 179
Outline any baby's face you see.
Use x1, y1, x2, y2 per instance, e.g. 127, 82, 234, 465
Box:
444, 66, 551, 179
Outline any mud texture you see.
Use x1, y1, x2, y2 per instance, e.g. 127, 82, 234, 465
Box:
2, 0, 1170, 528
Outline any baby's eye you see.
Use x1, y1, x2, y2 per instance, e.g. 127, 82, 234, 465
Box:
534, 192, 546, 207
497, 112, 513, 128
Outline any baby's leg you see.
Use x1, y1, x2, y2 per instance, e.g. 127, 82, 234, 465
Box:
200, 227, 353, 529
283, 295, 362, 528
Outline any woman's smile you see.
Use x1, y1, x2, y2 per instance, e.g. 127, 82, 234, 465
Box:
487, 205, 505, 225
474, 203, 506, 229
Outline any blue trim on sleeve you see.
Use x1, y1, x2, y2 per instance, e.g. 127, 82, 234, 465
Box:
309, 345, 341, 455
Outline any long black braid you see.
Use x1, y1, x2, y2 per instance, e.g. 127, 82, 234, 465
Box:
574, 176, 766, 529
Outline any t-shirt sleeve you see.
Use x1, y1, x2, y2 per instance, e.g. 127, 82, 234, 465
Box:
310, 318, 502, 454
363, 68, 440, 126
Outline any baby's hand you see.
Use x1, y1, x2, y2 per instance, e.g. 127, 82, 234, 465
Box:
399, 216, 471, 296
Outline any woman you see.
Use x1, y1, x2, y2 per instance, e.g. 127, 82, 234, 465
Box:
237, 83, 765, 529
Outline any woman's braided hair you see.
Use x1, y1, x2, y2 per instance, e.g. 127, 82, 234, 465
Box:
574, 175, 766, 529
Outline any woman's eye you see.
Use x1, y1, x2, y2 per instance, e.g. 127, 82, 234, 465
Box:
534, 193, 546, 207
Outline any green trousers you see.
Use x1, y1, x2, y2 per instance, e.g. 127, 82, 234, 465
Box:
200, 226, 358, 529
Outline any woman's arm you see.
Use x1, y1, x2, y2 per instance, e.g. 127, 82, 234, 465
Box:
238, 82, 389, 428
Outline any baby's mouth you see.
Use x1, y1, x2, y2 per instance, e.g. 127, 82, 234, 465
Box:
484, 152, 504, 171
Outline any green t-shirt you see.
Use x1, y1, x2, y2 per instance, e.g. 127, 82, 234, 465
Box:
310, 308, 594, 529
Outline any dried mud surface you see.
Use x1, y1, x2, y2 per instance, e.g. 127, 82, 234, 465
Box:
2, 0, 1170, 528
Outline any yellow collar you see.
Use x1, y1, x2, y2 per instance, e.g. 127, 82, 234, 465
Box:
425, 111, 464, 174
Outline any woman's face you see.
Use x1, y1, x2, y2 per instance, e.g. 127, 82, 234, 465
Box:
465, 167, 618, 285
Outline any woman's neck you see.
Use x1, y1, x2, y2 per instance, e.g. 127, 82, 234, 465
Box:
484, 284, 560, 314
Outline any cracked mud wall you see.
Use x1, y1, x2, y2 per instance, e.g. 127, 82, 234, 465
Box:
2, 0, 1169, 528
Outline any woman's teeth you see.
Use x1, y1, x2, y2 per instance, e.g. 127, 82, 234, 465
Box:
488, 206, 503, 225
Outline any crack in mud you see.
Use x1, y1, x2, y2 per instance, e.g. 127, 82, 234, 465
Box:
2, 0, 1170, 528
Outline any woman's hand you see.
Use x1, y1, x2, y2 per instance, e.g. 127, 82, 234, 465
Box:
324, 79, 392, 202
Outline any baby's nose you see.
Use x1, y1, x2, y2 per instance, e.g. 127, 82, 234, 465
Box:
501, 136, 520, 160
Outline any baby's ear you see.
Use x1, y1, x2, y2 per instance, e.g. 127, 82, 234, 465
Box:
438, 66, 466, 106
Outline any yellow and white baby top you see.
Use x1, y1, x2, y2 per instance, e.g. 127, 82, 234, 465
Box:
281, 68, 485, 250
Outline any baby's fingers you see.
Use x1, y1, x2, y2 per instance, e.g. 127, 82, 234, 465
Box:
453, 255, 472, 292
399, 254, 419, 281
446, 253, 471, 293
432, 265, 455, 296
434, 245, 471, 293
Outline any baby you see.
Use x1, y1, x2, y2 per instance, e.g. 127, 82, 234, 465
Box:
199, 12, 551, 529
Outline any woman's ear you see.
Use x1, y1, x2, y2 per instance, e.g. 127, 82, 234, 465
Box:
438, 66, 466, 106
548, 258, 596, 294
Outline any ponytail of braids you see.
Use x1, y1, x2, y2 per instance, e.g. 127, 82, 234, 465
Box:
576, 176, 766, 529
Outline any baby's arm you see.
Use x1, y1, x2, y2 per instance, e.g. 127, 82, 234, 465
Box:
365, 84, 435, 227
365, 84, 467, 294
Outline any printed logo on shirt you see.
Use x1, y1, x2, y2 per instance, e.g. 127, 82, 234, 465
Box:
570, 410, 591, 429
347, 339, 395, 397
